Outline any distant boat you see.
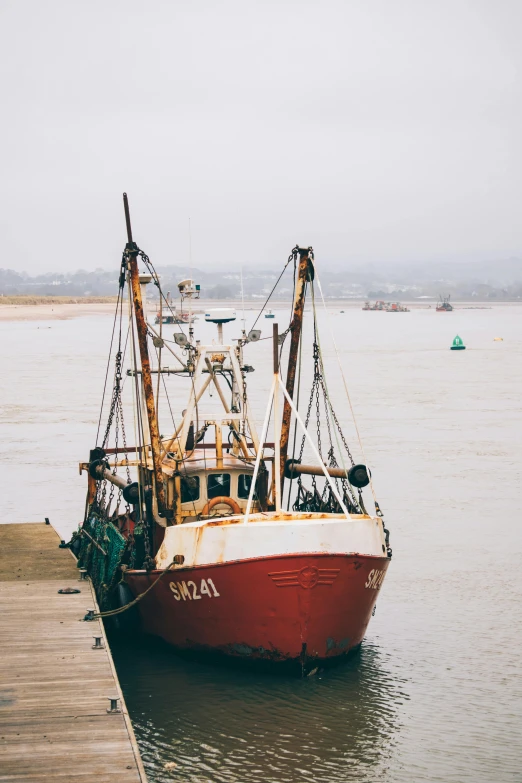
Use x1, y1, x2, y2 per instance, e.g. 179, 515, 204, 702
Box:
155, 311, 197, 325
154, 285, 199, 325
363, 300, 409, 312
450, 335, 466, 351
264, 310, 275, 318
436, 295, 453, 312
385, 302, 409, 313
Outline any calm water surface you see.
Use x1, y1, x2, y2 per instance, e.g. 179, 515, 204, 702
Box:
1, 303, 521, 782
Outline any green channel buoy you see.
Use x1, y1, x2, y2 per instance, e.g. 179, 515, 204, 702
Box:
450, 335, 466, 351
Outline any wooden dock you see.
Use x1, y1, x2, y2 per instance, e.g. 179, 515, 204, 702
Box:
0, 523, 147, 782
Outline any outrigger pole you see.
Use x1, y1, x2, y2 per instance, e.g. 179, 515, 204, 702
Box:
279, 246, 314, 494
245, 318, 350, 522
123, 193, 169, 521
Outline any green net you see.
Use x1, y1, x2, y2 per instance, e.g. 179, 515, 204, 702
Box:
77, 512, 126, 609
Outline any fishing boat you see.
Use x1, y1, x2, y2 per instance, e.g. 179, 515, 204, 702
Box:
436, 295, 453, 312
385, 302, 409, 312
155, 310, 196, 325
73, 194, 392, 674
264, 309, 275, 318
154, 283, 200, 325
362, 300, 386, 311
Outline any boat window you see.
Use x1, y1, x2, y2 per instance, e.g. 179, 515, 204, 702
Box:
238, 474, 255, 499
180, 476, 200, 504
207, 473, 231, 499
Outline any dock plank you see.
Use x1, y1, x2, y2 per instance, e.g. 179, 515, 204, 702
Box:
0, 524, 146, 782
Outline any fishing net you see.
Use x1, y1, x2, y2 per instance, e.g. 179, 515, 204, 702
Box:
77, 511, 126, 609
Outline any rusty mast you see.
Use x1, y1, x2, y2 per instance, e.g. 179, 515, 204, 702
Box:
123, 193, 169, 521
279, 246, 314, 496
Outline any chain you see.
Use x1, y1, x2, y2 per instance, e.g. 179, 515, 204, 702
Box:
277, 325, 291, 348
298, 378, 316, 461
293, 330, 360, 511
101, 355, 119, 449
315, 382, 322, 459
327, 401, 356, 467
112, 412, 121, 513
96, 291, 133, 516
318, 374, 358, 507
126, 248, 162, 562
241, 367, 248, 437
97, 470, 107, 510
118, 394, 131, 482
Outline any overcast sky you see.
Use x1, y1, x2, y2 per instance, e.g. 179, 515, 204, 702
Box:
1, 0, 521, 274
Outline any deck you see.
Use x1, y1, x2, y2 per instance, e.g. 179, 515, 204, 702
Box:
0, 523, 147, 782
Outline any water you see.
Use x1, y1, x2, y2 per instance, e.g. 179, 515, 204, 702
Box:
1, 303, 521, 782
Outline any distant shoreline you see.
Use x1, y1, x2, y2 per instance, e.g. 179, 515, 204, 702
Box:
0, 298, 520, 322
0, 302, 118, 321
0, 295, 119, 305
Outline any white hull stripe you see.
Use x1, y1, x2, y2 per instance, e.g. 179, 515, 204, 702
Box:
156, 515, 386, 570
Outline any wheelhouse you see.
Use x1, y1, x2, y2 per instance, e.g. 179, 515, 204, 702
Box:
162, 456, 259, 521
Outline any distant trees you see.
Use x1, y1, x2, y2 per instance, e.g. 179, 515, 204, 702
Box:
1, 263, 521, 301
207, 284, 239, 299
0, 267, 119, 297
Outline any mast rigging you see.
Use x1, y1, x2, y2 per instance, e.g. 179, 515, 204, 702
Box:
123, 193, 170, 521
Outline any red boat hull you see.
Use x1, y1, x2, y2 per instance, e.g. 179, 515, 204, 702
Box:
125, 553, 390, 669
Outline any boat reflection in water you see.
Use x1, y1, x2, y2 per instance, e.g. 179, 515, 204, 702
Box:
111, 635, 404, 783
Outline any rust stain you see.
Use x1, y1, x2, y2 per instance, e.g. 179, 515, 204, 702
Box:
206, 517, 242, 527
193, 525, 204, 564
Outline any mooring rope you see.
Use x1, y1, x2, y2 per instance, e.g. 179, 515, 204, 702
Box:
87, 558, 176, 620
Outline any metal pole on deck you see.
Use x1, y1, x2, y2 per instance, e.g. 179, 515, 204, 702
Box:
123, 193, 169, 521
273, 322, 281, 513
279, 247, 314, 495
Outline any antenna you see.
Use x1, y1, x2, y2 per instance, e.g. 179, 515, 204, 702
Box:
188, 218, 193, 339
240, 267, 246, 337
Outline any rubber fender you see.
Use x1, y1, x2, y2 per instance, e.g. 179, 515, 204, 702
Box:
284, 458, 301, 479
122, 482, 140, 503
348, 464, 371, 488
88, 458, 107, 480
113, 582, 141, 634
116, 582, 135, 608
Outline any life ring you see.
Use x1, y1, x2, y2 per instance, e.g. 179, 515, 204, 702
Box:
202, 496, 241, 516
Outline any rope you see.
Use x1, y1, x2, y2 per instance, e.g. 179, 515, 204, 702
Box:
89, 558, 176, 619
248, 248, 297, 333
127, 267, 147, 517
96, 283, 124, 444
286, 325, 303, 510
156, 289, 162, 420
